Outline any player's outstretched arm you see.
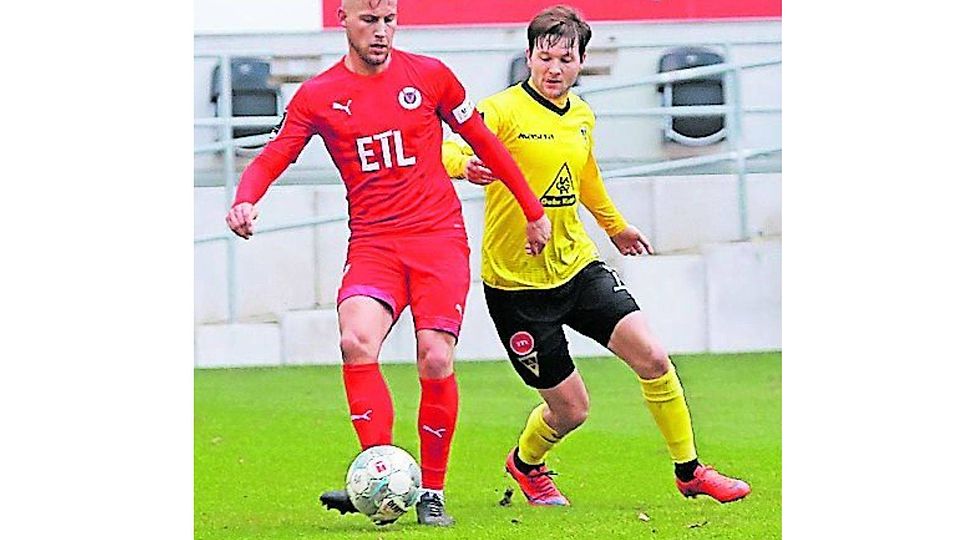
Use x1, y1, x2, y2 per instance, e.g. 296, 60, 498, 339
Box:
441, 119, 497, 186
441, 139, 497, 186
226, 154, 288, 239
225, 87, 314, 239
578, 150, 652, 255
457, 115, 551, 254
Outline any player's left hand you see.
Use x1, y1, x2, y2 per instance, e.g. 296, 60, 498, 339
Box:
610, 225, 654, 256
464, 157, 497, 186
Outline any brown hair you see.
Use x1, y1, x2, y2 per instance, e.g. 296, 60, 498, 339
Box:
527, 5, 592, 58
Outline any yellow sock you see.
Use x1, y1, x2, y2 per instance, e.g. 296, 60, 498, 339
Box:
639, 367, 698, 463
517, 403, 562, 465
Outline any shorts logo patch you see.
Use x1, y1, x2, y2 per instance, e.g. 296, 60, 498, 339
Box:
518, 352, 540, 377
398, 86, 422, 110
510, 331, 535, 356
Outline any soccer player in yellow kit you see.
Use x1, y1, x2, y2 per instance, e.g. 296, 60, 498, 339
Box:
442, 5, 751, 505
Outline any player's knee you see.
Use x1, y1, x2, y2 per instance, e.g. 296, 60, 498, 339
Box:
566, 407, 588, 429
417, 345, 453, 378
339, 331, 379, 362
630, 342, 671, 379
555, 402, 588, 431
652, 347, 673, 375
555, 410, 587, 434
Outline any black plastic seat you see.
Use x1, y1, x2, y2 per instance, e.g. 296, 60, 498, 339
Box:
210, 58, 279, 139
657, 47, 726, 146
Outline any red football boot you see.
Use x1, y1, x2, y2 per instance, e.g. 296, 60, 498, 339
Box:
676, 464, 751, 503
504, 447, 570, 506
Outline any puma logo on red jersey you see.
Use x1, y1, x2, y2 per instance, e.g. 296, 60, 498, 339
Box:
332, 99, 352, 116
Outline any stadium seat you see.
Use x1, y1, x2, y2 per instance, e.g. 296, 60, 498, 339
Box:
508, 54, 530, 87
210, 57, 280, 140
657, 47, 726, 146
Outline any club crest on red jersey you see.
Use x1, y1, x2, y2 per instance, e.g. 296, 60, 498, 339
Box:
510, 331, 535, 356
398, 86, 422, 110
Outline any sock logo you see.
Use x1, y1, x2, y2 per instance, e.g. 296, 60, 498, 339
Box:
421, 425, 447, 438
510, 331, 535, 356
350, 409, 373, 422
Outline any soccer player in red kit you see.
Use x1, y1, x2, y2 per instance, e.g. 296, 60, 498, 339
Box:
225, 0, 551, 527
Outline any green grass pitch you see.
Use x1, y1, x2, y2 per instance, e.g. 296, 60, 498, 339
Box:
195, 352, 781, 539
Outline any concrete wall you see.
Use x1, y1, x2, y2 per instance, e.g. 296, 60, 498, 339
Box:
195, 173, 780, 323
195, 238, 780, 367
194, 173, 781, 366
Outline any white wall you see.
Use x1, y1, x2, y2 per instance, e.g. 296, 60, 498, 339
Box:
195, 238, 781, 367
195, 174, 779, 324
194, 0, 322, 34
193, 173, 782, 365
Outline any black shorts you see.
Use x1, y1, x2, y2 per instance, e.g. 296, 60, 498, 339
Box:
483, 260, 641, 389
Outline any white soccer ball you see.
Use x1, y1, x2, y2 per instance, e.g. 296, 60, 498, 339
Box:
345, 445, 422, 525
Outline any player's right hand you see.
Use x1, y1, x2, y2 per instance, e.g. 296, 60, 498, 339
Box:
610, 224, 654, 256
525, 214, 552, 256
464, 157, 497, 186
226, 202, 259, 239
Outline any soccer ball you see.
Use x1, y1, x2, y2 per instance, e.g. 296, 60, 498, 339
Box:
345, 445, 422, 525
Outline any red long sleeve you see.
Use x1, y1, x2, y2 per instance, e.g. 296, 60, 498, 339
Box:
456, 114, 544, 222
232, 149, 292, 207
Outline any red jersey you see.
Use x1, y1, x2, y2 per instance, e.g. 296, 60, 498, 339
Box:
249, 50, 479, 240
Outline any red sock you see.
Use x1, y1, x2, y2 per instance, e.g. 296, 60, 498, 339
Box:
418, 373, 459, 490
342, 363, 394, 449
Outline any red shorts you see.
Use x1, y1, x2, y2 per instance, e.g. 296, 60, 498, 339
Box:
337, 234, 470, 337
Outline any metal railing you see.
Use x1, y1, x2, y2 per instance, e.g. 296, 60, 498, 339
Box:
195, 42, 781, 322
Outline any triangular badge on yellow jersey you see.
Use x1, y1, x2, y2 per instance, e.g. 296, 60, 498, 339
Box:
518, 352, 540, 377
540, 162, 576, 207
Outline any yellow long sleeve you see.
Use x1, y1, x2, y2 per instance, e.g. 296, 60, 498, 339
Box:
579, 151, 628, 237
441, 138, 473, 179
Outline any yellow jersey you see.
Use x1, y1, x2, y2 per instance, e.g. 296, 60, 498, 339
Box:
442, 80, 627, 290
